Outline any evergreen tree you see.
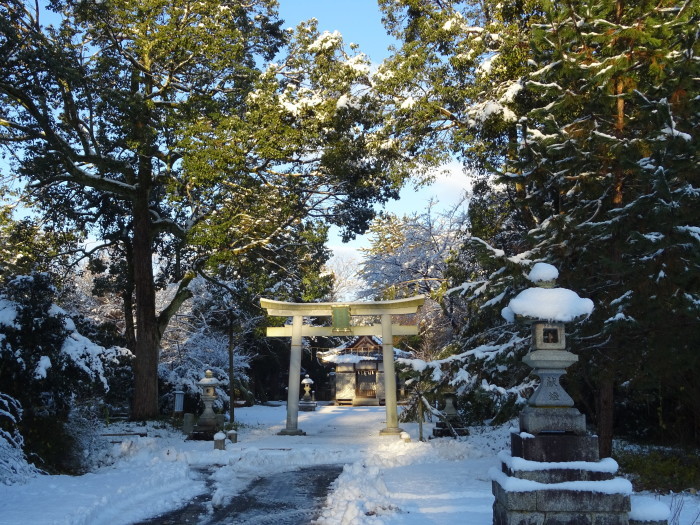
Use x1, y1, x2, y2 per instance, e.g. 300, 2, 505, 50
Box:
0, 1, 410, 418
514, 0, 700, 451
375, 0, 699, 451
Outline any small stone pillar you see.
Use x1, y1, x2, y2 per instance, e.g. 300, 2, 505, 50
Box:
491, 263, 666, 525
183, 413, 195, 436
213, 431, 226, 450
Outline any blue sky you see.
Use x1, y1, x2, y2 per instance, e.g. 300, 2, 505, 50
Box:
276, 1, 472, 261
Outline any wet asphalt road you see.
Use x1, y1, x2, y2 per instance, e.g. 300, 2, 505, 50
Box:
136, 464, 343, 525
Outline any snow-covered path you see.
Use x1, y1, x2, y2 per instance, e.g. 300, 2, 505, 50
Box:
1, 404, 698, 525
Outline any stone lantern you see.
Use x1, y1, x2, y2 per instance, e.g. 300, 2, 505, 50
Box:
506, 264, 592, 435
490, 264, 661, 525
299, 374, 317, 412
195, 370, 220, 434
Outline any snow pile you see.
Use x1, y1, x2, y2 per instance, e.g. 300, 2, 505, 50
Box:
630, 496, 671, 522
316, 463, 397, 524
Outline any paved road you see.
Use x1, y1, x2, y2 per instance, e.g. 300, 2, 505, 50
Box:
137, 464, 343, 525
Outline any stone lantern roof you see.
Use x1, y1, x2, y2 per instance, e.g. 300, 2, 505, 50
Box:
501, 262, 594, 323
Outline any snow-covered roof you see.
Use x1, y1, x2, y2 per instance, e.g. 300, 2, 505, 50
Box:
318, 335, 411, 364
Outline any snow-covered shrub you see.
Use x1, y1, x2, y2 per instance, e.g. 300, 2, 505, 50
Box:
159, 329, 254, 414
0, 273, 133, 472
0, 393, 39, 485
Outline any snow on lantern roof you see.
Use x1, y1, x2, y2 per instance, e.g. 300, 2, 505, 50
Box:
527, 262, 559, 285
502, 264, 594, 323
504, 287, 593, 323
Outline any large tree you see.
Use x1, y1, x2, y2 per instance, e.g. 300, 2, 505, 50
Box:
0, 1, 408, 418
513, 0, 700, 451
374, 0, 699, 451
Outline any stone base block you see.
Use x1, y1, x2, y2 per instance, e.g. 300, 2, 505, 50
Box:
494, 502, 630, 525
432, 420, 470, 438
503, 464, 615, 484
277, 428, 306, 436
492, 481, 630, 514
299, 401, 317, 412
512, 432, 600, 462
520, 406, 587, 435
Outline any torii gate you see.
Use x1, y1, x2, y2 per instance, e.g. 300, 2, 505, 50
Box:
260, 296, 425, 436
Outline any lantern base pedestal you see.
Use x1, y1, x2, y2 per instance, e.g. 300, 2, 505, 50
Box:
299, 400, 317, 412
519, 405, 587, 435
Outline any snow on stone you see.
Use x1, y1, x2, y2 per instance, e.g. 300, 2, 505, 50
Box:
501, 305, 516, 323
504, 287, 594, 322
498, 451, 619, 473
527, 262, 559, 284
490, 467, 633, 494
34, 355, 52, 379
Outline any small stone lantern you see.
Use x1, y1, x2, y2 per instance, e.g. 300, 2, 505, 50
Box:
196, 370, 220, 433
301, 374, 314, 401
299, 374, 317, 412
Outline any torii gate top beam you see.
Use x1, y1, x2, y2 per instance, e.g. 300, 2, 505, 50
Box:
259, 295, 425, 317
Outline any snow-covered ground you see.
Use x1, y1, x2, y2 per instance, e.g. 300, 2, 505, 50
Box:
0, 404, 698, 525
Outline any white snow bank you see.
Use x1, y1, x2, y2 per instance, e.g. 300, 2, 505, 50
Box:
504, 287, 594, 322
630, 496, 671, 521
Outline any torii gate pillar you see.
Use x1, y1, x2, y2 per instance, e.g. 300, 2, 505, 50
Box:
380, 313, 401, 434
260, 296, 424, 436
281, 315, 305, 435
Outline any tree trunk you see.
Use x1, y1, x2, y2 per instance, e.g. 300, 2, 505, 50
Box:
130, 192, 160, 420
122, 240, 137, 352
597, 374, 615, 458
